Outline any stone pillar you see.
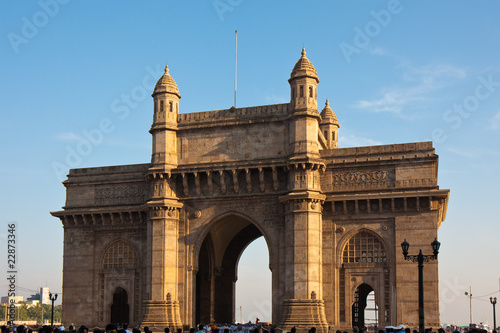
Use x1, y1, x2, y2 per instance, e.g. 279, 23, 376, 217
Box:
141, 175, 183, 331
279, 165, 329, 333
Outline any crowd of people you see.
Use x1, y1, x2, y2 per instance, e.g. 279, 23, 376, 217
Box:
0, 324, 496, 333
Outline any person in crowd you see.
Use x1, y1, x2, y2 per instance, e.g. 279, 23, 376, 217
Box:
105, 324, 117, 333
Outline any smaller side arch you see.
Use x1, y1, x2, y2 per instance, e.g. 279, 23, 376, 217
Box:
110, 286, 130, 324
336, 227, 389, 268
99, 240, 139, 325
102, 239, 138, 269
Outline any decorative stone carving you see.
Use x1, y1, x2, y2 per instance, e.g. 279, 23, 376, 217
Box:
95, 186, 147, 199
332, 170, 395, 187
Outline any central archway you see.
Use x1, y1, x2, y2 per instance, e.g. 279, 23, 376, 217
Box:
195, 213, 270, 324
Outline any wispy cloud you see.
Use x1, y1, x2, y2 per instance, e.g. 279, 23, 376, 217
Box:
265, 94, 288, 104
355, 59, 467, 118
339, 134, 383, 148
447, 147, 477, 159
492, 111, 500, 130
369, 47, 387, 56
56, 132, 84, 142
447, 146, 500, 159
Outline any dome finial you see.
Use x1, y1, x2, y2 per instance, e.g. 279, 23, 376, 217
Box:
164, 64, 169, 74
325, 99, 329, 106
301, 47, 306, 57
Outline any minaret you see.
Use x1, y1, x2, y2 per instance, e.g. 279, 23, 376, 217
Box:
142, 64, 183, 330
319, 99, 340, 149
279, 49, 328, 333
150, 65, 181, 170
288, 47, 320, 158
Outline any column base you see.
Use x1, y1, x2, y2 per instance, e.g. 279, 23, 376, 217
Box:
141, 300, 183, 332
278, 299, 329, 333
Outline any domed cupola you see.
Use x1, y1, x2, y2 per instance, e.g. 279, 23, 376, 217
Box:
289, 47, 319, 84
153, 65, 181, 98
319, 99, 340, 149
320, 99, 339, 125
289, 48, 319, 109
151, 64, 181, 128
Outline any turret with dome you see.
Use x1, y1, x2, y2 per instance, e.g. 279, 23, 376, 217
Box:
150, 64, 181, 169
320, 99, 340, 149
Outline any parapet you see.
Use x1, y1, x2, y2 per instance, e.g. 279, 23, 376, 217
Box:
177, 103, 290, 128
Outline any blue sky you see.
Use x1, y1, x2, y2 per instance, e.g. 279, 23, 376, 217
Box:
1, 0, 500, 326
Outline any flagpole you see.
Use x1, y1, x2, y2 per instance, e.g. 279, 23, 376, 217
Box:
234, 29, 237, 107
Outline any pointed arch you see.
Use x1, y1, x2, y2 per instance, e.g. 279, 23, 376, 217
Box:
337, 228, 388, 267
193, 211, 273, 324
102, 240, 138, 269
342, 230, 387, 264
193, 210, 273, 267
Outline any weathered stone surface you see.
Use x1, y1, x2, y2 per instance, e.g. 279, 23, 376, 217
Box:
51, 49, 449, 332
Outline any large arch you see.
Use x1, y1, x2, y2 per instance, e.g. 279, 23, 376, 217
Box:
194, 212, 272, 324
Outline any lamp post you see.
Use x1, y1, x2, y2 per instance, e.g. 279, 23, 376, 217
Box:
49, 292, 58, 328
465, 287, 472, 327
490, 297, 497, 332
401, 238, 440, 333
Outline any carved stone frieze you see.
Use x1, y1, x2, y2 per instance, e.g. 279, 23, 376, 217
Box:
95, 186, 147, 199
332, 170, 395, 187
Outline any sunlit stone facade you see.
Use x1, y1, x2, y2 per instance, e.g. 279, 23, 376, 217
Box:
52, 49, 449, 332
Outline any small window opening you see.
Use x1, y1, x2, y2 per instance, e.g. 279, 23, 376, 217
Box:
160, 101, 164, 112
309, 86, 313, 98
300, 86, 304, 98
169, 102, 173, 112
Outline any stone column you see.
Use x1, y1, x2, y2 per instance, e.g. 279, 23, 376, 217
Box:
142, 174, 183, 331
279, 165, 328, 333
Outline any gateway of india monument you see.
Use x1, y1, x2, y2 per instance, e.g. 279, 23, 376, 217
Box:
52, 49, 449, 332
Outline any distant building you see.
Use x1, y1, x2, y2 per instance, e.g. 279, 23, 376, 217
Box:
1, 296, 23, 304
27, 287, 51, 305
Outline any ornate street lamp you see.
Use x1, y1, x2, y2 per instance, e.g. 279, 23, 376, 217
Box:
49, 292, 58, 328
490, 297, 497, 332
401, 238, 440, 333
